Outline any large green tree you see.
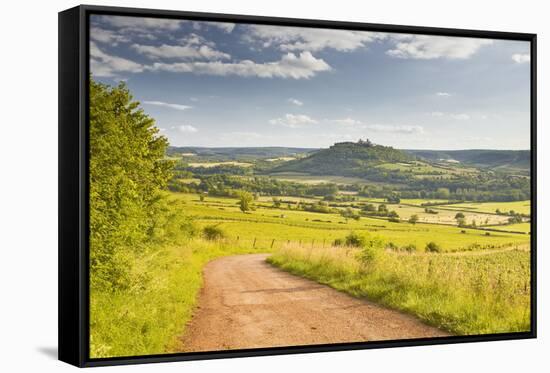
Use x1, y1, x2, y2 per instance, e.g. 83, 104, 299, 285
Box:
89, 79, 172, 291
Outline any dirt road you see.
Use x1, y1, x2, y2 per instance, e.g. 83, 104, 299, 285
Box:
179, 254, 449, 352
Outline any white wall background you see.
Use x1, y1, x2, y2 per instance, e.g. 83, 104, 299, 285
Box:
0, 0, 546, 371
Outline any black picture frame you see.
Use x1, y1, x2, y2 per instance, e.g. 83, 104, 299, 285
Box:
59, 4, 537, 367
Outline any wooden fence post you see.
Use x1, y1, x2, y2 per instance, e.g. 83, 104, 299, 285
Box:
253, 238, 257, 248
271, 239, 275, 248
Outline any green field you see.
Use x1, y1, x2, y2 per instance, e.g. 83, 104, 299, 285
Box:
173, 193, 529, 252
268, 172, 376, 185
367, 202, 510, 226
488, 222, 532, 234
376, 161, 479, 180
187, 161, 253, 168
400, 198, 452, 206
438, 200, 531, 215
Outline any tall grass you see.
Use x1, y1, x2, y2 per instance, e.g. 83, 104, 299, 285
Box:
267, 243, 530, 335
90, 238, 268, 358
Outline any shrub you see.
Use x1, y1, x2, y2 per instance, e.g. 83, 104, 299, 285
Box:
386, 242, 398, 251
408, 214, 419, 224
485, 232, 491, 236
357, 237, 385, 265
202, 225, 225, 241
344, 232, 367, 248
403, 244, 417, 253
333, 238, 344, 246
461, 230, 467, 234
425, 241, 442, 253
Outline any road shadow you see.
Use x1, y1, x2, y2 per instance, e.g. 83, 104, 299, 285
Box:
37, 346, 58, 360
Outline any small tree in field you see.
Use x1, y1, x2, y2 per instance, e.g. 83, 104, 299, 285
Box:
455, 212, 466, 227
202, 225, 225, 240
239, 191, 254, 213
425, 241, 442, 253
408, 214, 419, 224
344, 232, 367, 248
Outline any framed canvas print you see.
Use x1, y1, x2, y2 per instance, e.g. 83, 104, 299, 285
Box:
58, 5, 537, 367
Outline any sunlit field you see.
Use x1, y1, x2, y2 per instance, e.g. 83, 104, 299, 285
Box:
172, 193, 529, 253
268, 243, 530, 335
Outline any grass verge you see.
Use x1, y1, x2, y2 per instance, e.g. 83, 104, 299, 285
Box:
90, 238, 268, 358
267, 244, 530, 335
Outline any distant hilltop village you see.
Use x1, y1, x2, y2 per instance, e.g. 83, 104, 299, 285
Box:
331, 139, 393, 148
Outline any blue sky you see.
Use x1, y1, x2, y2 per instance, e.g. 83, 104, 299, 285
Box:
90, 15, 531, 150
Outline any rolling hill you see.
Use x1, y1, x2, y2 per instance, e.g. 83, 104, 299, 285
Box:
404, 149, 530, 171
272, 140, 414, 178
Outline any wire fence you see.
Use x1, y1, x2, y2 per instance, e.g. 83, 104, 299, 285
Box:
216, 236, 332, 250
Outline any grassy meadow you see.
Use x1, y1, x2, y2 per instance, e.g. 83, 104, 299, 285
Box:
172, 192, 529, 253
437, 200, 531, 215
267, 243, 530, 335
90, 237, 271, 358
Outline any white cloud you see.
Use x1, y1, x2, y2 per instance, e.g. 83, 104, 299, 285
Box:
143, 101, 192, 111
206, 22, 236, 33
180, 33, 216, 47
90, 26, 129, 45
90, 42, 144, 77
288, 98, 303, 106
148, 51, 331, 79
430, 111, 471, 120
269, 114, 318, 128
386, 35, 493, 60
330, 117, 423, 134
331, 118, 362, 126
102, 16, 185, 31
245, 27, 492, 60
132, 43, 230, 60
245, 25, 383, 52
436, 92, 451, 97
175, 124, 198, 133
450, 113, 471, 120
364, 124, 424, 134
512, 53, 530, 64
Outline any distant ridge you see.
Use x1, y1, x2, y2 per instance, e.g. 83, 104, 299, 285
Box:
167, 146, 318, 161
404, 149, 530, 170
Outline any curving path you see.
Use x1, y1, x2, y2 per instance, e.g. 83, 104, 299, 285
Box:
179, 253, 449, 352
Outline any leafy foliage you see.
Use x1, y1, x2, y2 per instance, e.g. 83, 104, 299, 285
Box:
425, 241, 443, 253
238, 191, 254, 212
202, 225, 226, 240
89, 79, 175, 292
343, 231, 367, 248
